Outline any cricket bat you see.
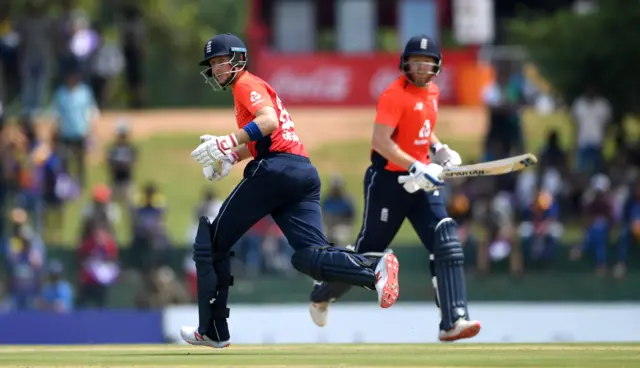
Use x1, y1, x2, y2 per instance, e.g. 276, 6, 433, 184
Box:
441, 153, 538, 179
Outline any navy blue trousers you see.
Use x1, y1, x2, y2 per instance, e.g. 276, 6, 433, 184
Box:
211, 153, 329, 255
354, 166, 448, 254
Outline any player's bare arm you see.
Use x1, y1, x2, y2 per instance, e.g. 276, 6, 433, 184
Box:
233, 145, 252, 162
232, 106, 279, 145
372, 123, 417, 170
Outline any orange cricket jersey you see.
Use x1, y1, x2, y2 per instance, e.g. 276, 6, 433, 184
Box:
232, 72, 308, 158
372, 76, 440, 172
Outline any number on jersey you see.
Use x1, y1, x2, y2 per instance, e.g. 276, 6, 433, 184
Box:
276, 96, 300, 142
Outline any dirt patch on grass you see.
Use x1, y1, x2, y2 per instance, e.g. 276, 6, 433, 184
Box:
35, 106, 486, 146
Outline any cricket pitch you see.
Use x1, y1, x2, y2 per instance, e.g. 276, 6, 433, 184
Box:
1, 343, 638, 367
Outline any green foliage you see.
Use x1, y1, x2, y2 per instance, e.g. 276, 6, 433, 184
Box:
509, 1, 640, 121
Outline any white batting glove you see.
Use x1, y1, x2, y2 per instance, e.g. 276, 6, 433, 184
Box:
432, 143, 462, 168
202, 151, 240, 181
398, 161, 444, 193
191, 134, 239, 167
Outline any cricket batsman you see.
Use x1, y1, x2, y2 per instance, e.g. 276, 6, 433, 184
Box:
181, 33, 402, 348
308, 35, 482, 342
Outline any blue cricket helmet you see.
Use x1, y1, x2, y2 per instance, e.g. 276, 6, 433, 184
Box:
199, 33, 248, 91
400, 35, 442, 85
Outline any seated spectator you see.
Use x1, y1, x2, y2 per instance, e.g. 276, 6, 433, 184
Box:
131, 182, 171, 273
518, 189, 562, 267
477, 192, 517, 274
1, 208, 45, 310
76, 219, 119, 309
186, 188, 222, 243
321, 175, 355, 246
37, 260, 73, 312
570, 174, 613, 276
81, 184, 120, 237
445, 181, 478, 268
614, 180, 640, 279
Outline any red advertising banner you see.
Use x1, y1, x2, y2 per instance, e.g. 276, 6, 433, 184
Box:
255, 49, 480, 107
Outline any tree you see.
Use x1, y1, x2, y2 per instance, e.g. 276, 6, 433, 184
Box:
509, 0, 640, 123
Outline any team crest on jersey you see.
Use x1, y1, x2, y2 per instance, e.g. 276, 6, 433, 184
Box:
414, 102, 424, 111
249, 91, 264, 106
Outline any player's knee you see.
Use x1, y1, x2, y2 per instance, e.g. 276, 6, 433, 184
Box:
193, 217, 213, 264
433, 217, 464, 260
291, 246, 320, 279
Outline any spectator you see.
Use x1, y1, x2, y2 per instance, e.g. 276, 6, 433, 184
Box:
238, 216, 274, 277
118, 5, 146, 109
1, 208, 45, 310
539, 129, 568, 176
321, 176, 355, 246
187, 187, 222, 243
42, 130, 77, 245
89, 24, 125, 108
445, 181, 480, 270
107, 121, 137, 210
81, 184, 120, 237
482, 65, 526, 159
15, 0, 55, 115
51, 61, 100, 188
76, 219, 119, 309
37, 260, 73, 312
571, 174, 613, 276
614, 181, 640, 279
131, 182, 171, 273
477, 192, 517, 274
571, 84, 612, 175
66, 10, 99, 80
14, 119, 48, 234
518, 190, 562, 267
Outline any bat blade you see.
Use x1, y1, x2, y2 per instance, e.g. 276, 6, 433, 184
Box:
441, 153, 538, 179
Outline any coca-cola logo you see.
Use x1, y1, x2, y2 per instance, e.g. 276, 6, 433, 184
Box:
268, 67, 352, 102
370, 67, 400, 100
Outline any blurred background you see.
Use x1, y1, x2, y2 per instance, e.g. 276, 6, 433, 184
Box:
0, 0, 639, 344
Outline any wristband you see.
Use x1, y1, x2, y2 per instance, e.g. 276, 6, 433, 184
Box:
243, 121, 263, 141
431, 142, 444, 153
229, 151, 240, 164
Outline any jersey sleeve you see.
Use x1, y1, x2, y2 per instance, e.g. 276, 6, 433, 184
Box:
374, 89, 402, 128
234, 81, 274, 115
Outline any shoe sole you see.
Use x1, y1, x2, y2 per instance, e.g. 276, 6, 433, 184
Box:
309, 304, 328, 327
380, 254, 399, 308
184, 339, 231, 349
439, 322, 481, 342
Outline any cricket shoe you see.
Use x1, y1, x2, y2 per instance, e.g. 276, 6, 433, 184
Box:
439, 318, 481, 342
374, 251, 400, 308
309, 300, 330, 327
180, 326, 230, 349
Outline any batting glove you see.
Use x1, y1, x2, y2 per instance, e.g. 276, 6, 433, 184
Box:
191, 134, 238, 167
432, 143, 462, 168
398, 161, 444, 193
202, 151, 240, 182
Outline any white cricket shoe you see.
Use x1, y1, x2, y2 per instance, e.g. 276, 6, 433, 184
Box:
439, 318, 481, 342
180, 326, 230, 349
374, 252, 400, 308
309, 301, 330, 327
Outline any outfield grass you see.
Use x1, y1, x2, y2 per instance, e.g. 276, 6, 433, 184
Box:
0, 344, 638, 367
56, 110, 638, 247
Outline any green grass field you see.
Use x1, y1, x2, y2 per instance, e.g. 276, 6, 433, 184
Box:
1, 344, 639, 367
54, 110, 638, 247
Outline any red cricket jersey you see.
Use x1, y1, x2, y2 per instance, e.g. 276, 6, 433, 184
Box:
373, 76, 440, 172
232, 72, 308, 158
